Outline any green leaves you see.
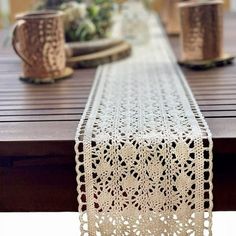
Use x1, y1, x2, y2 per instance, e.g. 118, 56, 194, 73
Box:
37, 0, 113, 42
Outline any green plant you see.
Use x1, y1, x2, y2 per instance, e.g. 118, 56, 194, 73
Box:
36, 0, 113, 42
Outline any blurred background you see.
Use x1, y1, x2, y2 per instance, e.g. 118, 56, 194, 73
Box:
0, 0, 235, 29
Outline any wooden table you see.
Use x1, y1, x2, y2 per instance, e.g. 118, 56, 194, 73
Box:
0, 14, 236, 212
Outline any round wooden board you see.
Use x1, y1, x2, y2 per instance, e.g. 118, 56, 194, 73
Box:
66, 42, 132, 68
178, 53, 235, 70
20, 67, 74, 84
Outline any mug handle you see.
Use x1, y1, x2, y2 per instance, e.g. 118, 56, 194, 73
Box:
12, 20, 32, 66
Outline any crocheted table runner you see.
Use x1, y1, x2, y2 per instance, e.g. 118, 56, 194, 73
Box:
75, 15, 213, 236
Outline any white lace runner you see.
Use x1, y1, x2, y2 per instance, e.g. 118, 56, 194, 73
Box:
75, 15, 213, 236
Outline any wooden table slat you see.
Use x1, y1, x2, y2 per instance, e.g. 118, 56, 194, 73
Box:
0, 104, 86, 111
0, 114, 82, 122
0, 108, 84, 116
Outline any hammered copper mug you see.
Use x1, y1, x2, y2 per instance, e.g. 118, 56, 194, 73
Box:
179, 1, 224, 61
12, 10, 67, 81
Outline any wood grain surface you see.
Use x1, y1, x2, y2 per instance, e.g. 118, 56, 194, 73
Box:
0, 14, 236, 212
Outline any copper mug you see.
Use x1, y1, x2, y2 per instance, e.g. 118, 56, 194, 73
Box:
179, 1, 224, 61
12, 11, 66, 80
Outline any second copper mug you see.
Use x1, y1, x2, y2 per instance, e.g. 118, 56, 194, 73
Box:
179, 1, 224, 61
12, 10, 66, 80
